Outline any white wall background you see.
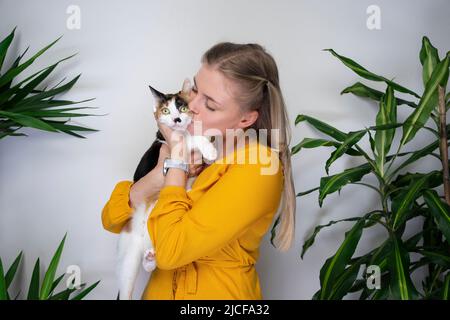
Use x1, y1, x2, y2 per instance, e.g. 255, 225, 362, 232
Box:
0, 0, 449, 299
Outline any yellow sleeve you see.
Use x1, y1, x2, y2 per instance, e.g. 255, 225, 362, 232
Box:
101, 180, 134, 234
147, 161, 283, 270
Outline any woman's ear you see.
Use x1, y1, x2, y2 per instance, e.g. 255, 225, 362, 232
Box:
238, 110, 259, 129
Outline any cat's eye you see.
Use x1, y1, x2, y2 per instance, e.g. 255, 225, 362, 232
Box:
161, 108, 170, 114
180, 106, 189, 112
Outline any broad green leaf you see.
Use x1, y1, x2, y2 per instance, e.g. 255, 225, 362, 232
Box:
301, 216, 362, 259
5, 251, 22, 289
423, 189, 450, 245
419, 36, 440, 86
392, 173, 432, 230
389, 235, 419, 299
319, 163, 372, 207
27, 258, 40, 300
367, 123, 404, 131
318, 216, 367, 299
291, 137, 361, 156
360, 240, 392, 299
295, 114, 347, 141
401, 52, 450, 146
374, 86, 397, 176
392, 140, 439, 175
391, 171, 442, 192
39, 234, 67, 300
324, 48, 420, 98
0, 110, 58, 132
329, 257, 367, 299
341, 82, 417, 108
325, 130, 367, 175
0, 28, 16, 71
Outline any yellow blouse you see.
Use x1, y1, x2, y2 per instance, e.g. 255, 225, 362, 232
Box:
101, 140, 283, 299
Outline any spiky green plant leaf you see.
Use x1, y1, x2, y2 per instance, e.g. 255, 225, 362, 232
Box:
401, 52, 450, 146
39, 234, 67, 300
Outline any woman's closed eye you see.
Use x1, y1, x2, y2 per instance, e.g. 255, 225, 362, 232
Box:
205, 99, 216, 111
192, 86, 215, 111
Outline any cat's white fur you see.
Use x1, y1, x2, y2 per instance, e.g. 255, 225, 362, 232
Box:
116, 79, 217, 299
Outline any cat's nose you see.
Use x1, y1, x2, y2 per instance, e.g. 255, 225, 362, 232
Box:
174, 117, 181, 123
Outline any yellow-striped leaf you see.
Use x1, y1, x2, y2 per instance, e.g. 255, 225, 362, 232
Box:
423, 189, 450, 245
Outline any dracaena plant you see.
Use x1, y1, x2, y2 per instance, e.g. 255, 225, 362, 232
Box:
0, 28, 100, 139
294, 36, 450, 300
0, 234, 100, 300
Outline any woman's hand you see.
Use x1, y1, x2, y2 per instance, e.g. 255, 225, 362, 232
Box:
157, 122, 189, 162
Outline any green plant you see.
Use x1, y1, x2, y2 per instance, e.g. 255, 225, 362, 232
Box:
294, 37, 450, 299
0, 27, 100, 139
0, 233, 100, 300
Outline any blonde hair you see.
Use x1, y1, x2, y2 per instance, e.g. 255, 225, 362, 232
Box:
202, 42, 296, 251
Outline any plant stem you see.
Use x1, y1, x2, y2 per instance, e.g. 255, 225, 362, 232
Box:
438, 85, 450, 205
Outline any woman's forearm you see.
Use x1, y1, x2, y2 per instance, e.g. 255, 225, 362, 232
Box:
129, 166, 163, 207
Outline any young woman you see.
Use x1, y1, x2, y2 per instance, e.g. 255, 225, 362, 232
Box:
101, 42, 296, 299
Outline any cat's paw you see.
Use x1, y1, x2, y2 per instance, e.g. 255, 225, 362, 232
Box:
202, 144, 217, 162
143, 259, 156, 272
142, 248, 156, 272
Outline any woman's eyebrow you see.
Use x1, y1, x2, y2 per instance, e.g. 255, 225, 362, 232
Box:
193, 76, 222, 106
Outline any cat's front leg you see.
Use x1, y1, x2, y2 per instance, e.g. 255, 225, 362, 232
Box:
188, 136, 217, 162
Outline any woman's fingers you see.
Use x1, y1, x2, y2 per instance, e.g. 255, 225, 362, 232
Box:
187, 150, 206, 177
156, 143, 171, 168
188, 163, 205, 177
157, 122, 173, 143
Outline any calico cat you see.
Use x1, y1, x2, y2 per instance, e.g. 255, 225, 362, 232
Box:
116, 78, 217, 300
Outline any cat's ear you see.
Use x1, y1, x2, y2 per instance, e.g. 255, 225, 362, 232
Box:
181, 78, 192, 94
148, 85, 166, 102
148, 85, 166, 112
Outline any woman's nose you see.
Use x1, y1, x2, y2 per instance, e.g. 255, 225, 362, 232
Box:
188, 98, 200, 115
